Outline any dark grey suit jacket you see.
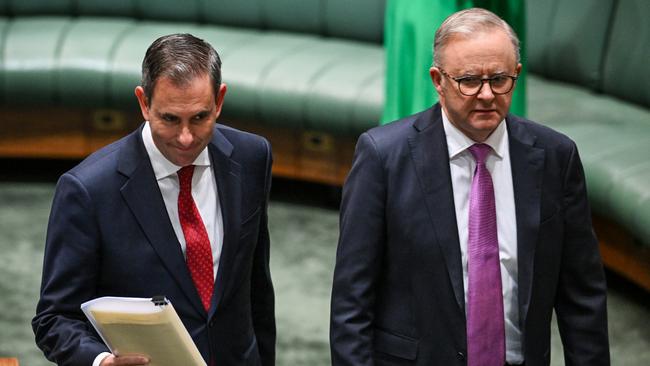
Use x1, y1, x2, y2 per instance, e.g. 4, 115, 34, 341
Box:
330, 104, 609, 366
33, 124, 275, 366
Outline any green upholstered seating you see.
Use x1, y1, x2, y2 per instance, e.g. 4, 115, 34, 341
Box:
526, 0, 650, 256
0, 0, 386, 135
0, 0, 648, 286
528, 0, 616, 90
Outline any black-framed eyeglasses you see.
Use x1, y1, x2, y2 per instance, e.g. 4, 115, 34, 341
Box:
438, 68, 518, 96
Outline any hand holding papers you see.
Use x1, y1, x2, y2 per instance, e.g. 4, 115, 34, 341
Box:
81, 296, 206, 366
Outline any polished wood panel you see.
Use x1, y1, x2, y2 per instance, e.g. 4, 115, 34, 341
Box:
594, 215, 650, 292
0, 107, 88, 158
0, 108, 356, 186
220, 120, 357, 186
0, 358, 19, 366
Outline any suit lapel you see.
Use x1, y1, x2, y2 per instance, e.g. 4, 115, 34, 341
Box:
207, 128, 242, 317
507, 117, 545, 330
408, 105, 465, 311
118, 128, 205, 316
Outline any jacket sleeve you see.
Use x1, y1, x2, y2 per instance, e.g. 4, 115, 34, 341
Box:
251, 138, 276, 366
554, 142, 610, 366
330, 132, 386, 366
32, 173, 109, 366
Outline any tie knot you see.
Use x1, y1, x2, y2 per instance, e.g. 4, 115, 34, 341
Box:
468, 143, 491, 164
177, 165, 195, 190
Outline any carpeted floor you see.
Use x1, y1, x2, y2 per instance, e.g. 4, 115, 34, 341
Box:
0, 168, 648, 365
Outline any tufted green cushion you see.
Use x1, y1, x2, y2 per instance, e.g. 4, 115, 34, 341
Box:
6, 0, 72, 15
1, 0, 386, 43
202, 0, 264, 29
202, 0, 385, 43
208, 30, 383, 134
602, 0, 650, 108
265, 0, 322, 34
542, 0, 615, 90
134, 0, 201, 22
525, 0, 558, 75
325, 0, 385, 43
206, 31, 314, 124
528, 74, 650, 247
0, 17, 7, 103
0, 15, 384, 134
76, 0, 137, 17
58, 18, 135, 106
107, 22, 200, 109
2, 17, 70, 105
303, 44, 384, 134
257, 38, 383, 133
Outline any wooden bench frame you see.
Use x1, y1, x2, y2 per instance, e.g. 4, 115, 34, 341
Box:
0, 358, 19, 366
0, 107, 357, 186
594, 215, 650, 292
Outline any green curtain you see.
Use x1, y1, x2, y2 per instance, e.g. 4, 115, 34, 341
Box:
382, 0, 526, 124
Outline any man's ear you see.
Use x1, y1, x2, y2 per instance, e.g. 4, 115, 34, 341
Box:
430, 67, 444, 95
214, 83, 228, 119
134, 86, 150, 121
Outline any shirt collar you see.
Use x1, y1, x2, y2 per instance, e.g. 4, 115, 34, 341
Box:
142, 122, 211, 181
441, 108, 507, 160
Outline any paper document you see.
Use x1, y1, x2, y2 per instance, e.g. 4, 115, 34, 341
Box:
81, 296, 206, 366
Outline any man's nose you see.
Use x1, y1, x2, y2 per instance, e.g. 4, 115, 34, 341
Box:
476, 81, 495, 100
178, 126, 194, 146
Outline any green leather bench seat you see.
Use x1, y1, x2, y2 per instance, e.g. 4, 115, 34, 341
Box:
0, 0, 387, 135
528, 75, 650, 246
526, 0, 650, 249
2, 0, 648, 250
0, 16, 384, 135
527, 0, 615, 90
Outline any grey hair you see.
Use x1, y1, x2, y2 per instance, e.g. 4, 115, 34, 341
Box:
433, 8, 520, 67
141, 33, 222, 102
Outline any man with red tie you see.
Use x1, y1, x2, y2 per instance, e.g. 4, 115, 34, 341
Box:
33, 33, 275, 366
330, 8, 609, 366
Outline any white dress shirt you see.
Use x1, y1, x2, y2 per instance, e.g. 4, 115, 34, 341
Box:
141, 122, 223, 273
93, 122, 224, 366
442, 110, 523, 363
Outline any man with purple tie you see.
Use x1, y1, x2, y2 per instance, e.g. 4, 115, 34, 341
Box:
330, 8, 609, 366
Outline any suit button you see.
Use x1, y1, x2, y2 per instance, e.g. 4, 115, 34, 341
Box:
209, 319, 216, 328
457, 351, 465, 361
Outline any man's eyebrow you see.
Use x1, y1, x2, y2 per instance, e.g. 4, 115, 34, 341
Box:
158, 111, 179, 119
458, 71, 509, 78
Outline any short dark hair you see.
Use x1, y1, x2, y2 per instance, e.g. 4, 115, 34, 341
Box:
141, 33, 222, 102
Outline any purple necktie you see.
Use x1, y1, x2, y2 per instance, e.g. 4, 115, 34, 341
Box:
466, 143, 505, 366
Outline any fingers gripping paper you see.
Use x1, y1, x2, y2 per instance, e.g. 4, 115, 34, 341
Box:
81, 296, 206, 366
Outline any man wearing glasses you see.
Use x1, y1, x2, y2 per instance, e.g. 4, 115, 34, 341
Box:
331, 8, 609, 366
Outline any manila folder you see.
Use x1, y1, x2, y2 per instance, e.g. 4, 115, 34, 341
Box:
81, 296, 206, 366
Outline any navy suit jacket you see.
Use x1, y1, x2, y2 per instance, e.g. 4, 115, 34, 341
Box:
330, 104, 609, 366
33, 124, 275, 366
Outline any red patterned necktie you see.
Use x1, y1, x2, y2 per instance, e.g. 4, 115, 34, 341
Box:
177, 165, 214, 312
466, 143, 505, 366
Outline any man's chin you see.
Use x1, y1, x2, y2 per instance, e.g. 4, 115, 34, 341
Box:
163, 150, 199, 167
470, 118, 500, 129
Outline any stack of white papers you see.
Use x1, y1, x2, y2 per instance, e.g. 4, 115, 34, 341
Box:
81, 296, 206, 366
